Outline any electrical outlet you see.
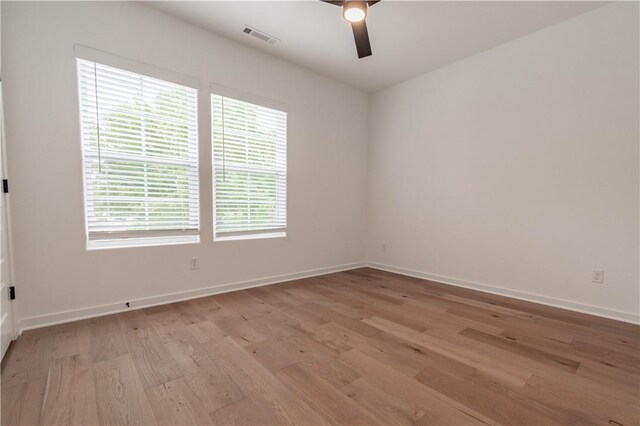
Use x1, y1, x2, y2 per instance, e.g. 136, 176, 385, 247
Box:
592, 269, 604, 284
381, 243, 387, 252
190, 257, 199, 270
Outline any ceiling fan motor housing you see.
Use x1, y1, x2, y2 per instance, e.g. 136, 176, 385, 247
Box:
343, 1, 367, 23
321, 0, 379, 59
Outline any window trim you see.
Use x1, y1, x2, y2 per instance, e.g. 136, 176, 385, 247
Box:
75, 46, 201, 249
214, 231, 286, 243
87, 234, 199, 251
75, 45, 199, 89
88, 229, 200, 241
210, 83, 289, 242
209, 83, 289, 114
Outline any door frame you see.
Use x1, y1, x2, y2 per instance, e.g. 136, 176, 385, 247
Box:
0, 76, 18, 351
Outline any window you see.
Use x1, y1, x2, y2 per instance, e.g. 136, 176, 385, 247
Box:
77, 52, 199, 248
211, 90, 287, 240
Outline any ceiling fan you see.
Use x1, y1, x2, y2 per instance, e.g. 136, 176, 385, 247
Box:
320, 0, 380, 59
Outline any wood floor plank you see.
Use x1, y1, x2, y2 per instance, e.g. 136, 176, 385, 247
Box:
363, 315, 533, 387
117, 310, 154, 333
303, 301, 382, 337
3, 268, 638, 425
204, 337, 327, 425
318, 321, 480, 380
184, 320, 226, 344
284, 335, 362, 386
575, 359, 640, 396
168, 300, 210, 326
1, 327, 54, 387
143, 309, 186, 344
70, 354, 101, 426
340, 377, 427, 425
237, 290, 277, 315
210, 313, 265, 347
523, 374, 639, 426
459, 327, 581, 373
37, 353, 100, 426
313, 321, 424, 376
90, 315, 129, 363
162, 328, 213, 377
275, 363, 381, 425
448, 303, 577, 344
213, 292, 263, 321
245, 318, 362, 388
125, 327, 183, 389
50, 321, 89, 360
180, 355, 246, 413
339, 349, 497, 425
92, 354, 157, 426
145, 378, 212, 425
415, 367, 598, 425
1, 378, 47, 426
244, 339, 298, 372
209, 397, 290, 426
41, 356, 79, 425
570, 339, 640, 368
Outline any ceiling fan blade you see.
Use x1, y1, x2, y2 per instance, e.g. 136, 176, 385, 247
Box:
320, 0, 344, 6
351, 19, 372, 59
367, 0, 381, 6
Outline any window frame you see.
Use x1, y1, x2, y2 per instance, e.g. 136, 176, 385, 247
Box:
210, 83, 289, 242
75, 46, 201, 249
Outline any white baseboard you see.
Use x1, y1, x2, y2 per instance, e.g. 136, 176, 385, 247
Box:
18, 260, 639, 332
18, 262, 366, 333
367, 262, 640, 325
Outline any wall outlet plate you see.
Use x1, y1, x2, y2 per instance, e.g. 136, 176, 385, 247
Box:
592, 269, 604, 284
190, 257, 199, 270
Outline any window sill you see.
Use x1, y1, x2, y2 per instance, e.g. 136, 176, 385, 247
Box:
214, 232, 286, 242
87, 234, 199, 250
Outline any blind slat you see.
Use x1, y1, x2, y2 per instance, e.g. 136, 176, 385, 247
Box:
212, 93, 287, 237
78, 58, 200, 238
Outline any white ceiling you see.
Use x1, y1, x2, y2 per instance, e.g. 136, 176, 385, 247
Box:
146, 1, 608, 93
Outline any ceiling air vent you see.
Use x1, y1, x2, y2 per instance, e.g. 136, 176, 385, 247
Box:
242, 26, 279, 45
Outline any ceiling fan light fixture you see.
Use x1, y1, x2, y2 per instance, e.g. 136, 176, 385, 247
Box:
343, 2, 367, 23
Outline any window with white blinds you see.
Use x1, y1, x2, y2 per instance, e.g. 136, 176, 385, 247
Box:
211, 93, 287, 239
77, 58, 199, 244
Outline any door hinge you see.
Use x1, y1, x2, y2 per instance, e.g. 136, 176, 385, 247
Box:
2, 179, 8, 194
9, 286, 15, 300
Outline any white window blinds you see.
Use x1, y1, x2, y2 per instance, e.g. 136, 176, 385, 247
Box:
77, 59, 199, 241
211, 93, 287, 239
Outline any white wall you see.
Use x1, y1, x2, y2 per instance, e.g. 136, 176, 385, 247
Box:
1, 1, 369, 328
367, 2, 639, 322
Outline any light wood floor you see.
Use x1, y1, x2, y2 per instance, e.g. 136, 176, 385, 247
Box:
2, 268, 639, 425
